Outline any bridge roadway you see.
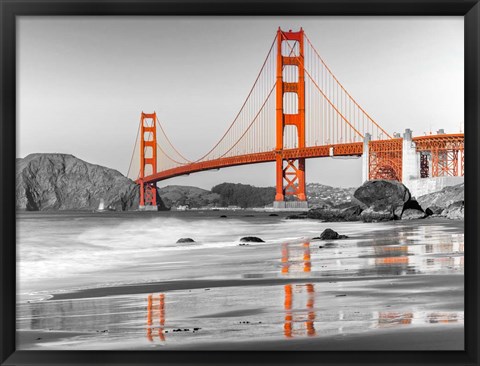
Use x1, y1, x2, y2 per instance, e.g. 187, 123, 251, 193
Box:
139, 142, 364, 184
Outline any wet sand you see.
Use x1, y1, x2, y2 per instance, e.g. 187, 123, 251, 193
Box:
16, 216, 464, 350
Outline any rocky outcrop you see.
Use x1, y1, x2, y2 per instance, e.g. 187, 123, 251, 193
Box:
16, 153, 163, 211
417, 184, 464, 211
442, 201, 464, 220
307, 205, 362, 222
307, 180, 464, 222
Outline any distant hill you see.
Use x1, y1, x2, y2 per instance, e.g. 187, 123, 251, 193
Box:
306, 183, 356, 207
159, 185, 220, 209
16, 153, 164, 211
211, 183, 276, 208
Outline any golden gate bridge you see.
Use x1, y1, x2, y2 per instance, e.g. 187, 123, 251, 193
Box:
127, 28, 464, 210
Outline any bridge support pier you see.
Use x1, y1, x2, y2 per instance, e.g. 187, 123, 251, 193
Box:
402, 128, 421, 184
139, 181, 159, 211
138, 112, 159, 211
362, 133, 371, 183
274, 28, 308, 207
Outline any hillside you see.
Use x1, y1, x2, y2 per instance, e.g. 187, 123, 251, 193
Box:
16, 153, 163, 211
159, 185, 220, 209
306, 183, 356, 207
211, 183, 276, 208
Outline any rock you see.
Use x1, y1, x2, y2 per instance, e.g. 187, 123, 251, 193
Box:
15, 153, 165, 211
401, 209, 426, 220
239, 236, 265, 243
417, 183, 464, 211
307, 205, 362, 222
443, 201, 464, 220
394, 206, 404, 219
354, 180, 411, 222
313, 228, 348, 240
220, 215, 227, 218
268, 213, 279, 217
176, 238, 195, 243
398, 200, 424, 219
360, 207, 394, 222
425, 205, 444, 216
354, 180, 410, 213
285, 214, 306, 220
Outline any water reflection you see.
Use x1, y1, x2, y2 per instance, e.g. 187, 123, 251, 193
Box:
376, 311, 461, 328
358, 231, 464, 276
146, 294, 165, 342
282, 242, 316, 338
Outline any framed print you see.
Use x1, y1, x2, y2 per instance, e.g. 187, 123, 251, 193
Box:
1, 0, 479, 365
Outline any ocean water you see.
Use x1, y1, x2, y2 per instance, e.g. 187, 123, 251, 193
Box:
16, 210, 464, 349
17, 210, 464, 301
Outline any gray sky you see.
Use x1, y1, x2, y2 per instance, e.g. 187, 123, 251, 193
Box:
17, 16, 464, 189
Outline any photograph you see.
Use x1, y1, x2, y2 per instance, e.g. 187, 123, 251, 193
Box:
15, 15, 464, 351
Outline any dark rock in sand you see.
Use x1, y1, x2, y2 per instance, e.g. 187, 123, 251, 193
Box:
16, 153, 166, 211
307, 205, 362, 222
285, 214, 307, 220
176, 238, 195, 243
401, 209, 426, 220
268, 213, 279, 217
354, 180, 410, 221
239, 236, 265, 243
220, 215, 227, 218
442, 201, 464, 220
313, 228, 348, 240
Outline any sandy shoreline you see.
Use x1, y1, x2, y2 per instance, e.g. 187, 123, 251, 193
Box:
49, 273, 463, 302
17, 216, 464, 350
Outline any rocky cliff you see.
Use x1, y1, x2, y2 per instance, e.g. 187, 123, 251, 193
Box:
16, 153, 154, 211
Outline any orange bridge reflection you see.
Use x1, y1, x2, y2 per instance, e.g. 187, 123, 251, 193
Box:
282, 242, 316, 338
146, 293, 165, 342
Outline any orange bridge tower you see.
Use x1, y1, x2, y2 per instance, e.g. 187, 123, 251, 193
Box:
274, 28, 307, 209
139, 112, 158, 211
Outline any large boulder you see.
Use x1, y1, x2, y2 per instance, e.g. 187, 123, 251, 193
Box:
16, 153, 166, 211
354, 180, 411, 211
354, 180, 410, 221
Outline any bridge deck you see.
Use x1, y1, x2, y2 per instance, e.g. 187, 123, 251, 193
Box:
140, 142, 364, 183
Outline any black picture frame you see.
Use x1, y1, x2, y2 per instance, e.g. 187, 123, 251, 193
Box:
1, 1, 479, 365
